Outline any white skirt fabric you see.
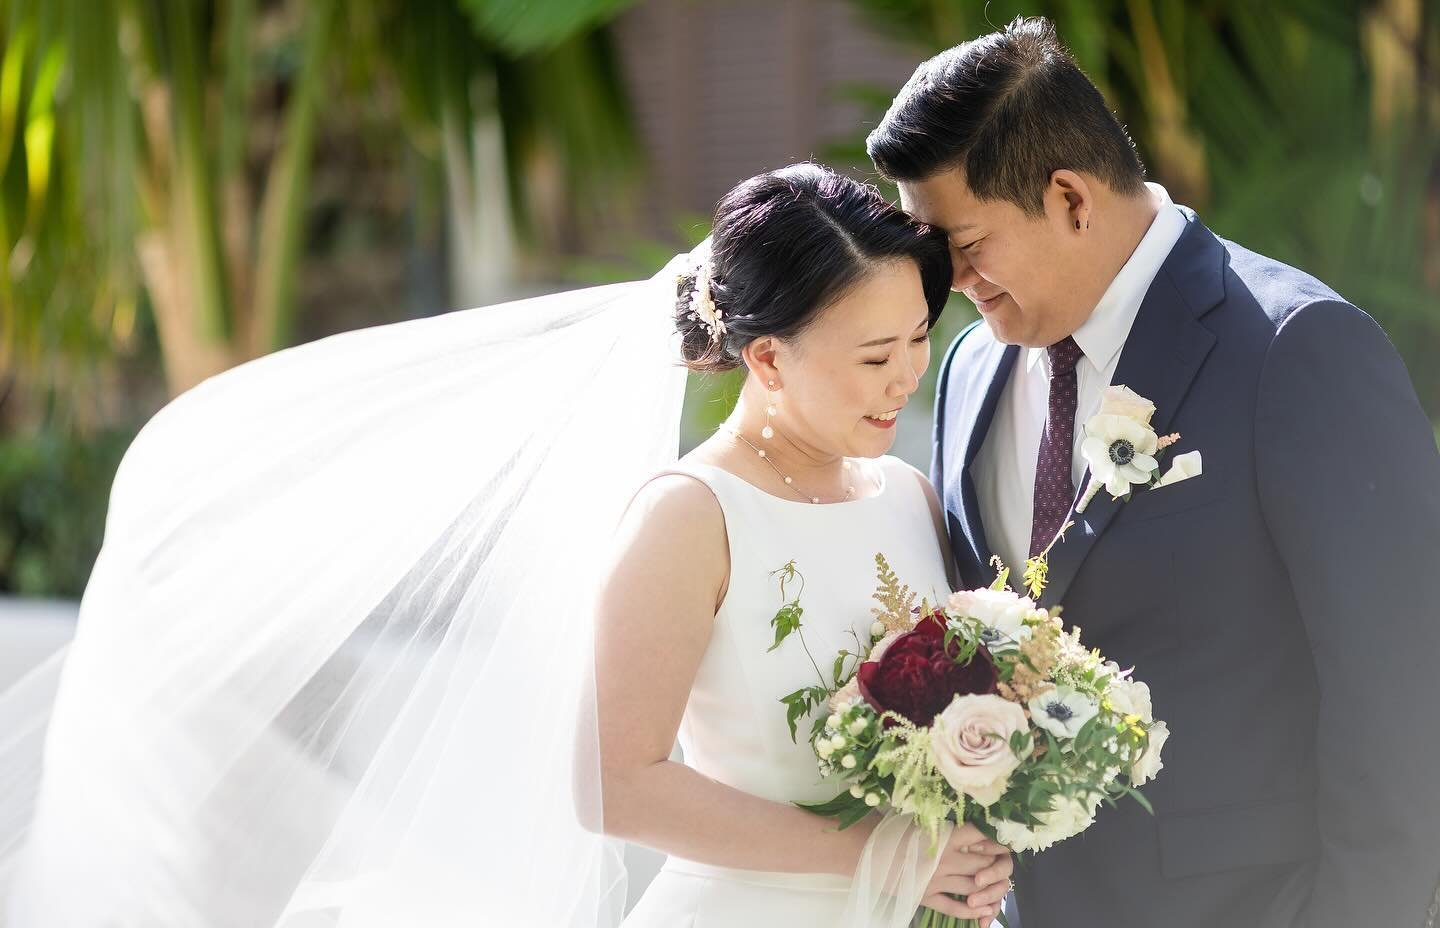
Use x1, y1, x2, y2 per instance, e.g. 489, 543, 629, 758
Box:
623, 859, 853, 928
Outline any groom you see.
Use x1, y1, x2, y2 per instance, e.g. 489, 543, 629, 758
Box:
869, 16, 1440, 928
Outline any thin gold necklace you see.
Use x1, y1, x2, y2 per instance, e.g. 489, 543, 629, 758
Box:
727, 428, 860, 504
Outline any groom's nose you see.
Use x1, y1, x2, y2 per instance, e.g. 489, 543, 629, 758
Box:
950, 251, 981, 292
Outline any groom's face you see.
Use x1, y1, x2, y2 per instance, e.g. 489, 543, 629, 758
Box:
898, 168, 1091, 348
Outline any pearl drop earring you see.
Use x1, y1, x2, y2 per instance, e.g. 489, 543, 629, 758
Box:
762, 380, 777, 440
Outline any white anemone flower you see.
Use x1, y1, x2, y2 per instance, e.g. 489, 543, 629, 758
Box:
1077, 413, 1160, 510
1028, 685, 1100, 740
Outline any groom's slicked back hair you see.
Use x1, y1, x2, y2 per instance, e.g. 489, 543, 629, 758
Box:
867, 16, 1146, 216
677, 162, 951, 373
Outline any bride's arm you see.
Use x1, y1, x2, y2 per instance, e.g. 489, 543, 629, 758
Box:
591, 473, 875, 875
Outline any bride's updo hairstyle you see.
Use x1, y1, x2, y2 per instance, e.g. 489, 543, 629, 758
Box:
675, 162, 951, 373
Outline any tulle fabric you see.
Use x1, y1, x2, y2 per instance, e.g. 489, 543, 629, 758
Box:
0, 248, 942, 927
843, 814, 954, 928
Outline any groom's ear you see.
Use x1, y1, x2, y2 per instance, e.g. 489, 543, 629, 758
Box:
1049, 170, 1094, 231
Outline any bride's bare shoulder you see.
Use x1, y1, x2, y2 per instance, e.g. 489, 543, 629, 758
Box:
619, 451, 728, 556
605, 458, 731, 610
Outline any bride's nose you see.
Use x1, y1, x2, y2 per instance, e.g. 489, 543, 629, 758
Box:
890, 360, 920, 396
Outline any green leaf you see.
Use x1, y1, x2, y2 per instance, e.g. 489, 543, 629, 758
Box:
459, 0, 637, 55
1121, 783, 1156, 815
835, 801, 874, 829
767, 602, 803, 652
796, 789, 863, 817
779, 688, 809, 743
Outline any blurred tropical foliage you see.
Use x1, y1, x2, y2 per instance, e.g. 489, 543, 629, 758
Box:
840, 0, 1440, 416
0, 0, 639, 429
0, 0, 641, 595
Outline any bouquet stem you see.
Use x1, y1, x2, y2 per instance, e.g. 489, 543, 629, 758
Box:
912, 906, 978, 928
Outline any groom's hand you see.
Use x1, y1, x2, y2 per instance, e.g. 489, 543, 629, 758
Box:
921, 824, 1013, 923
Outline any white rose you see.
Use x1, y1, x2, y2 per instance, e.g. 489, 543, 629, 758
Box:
1131, 720, 1169, 786
1097, 384, 1156, 426
1105, 677, 1153, 723
1028, 686, 1100, 740
947, 587, 1034, 651
994, 795, 1099, 853
931, 694, 1029, 807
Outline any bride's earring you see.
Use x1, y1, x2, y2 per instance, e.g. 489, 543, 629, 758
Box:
763, 380, 777, 440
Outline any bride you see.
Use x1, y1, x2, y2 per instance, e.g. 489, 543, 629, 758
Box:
603, 164, 1010, 926
0, 163, 1011, 926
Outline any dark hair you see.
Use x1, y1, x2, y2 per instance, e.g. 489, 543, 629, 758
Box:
866, 16, 1146, 216
677, 163, 952, 373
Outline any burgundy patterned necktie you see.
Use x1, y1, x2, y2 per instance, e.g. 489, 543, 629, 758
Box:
1029, 336, 1084, 559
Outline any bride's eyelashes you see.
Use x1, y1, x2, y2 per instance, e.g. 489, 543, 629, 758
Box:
863, 333, 930, 365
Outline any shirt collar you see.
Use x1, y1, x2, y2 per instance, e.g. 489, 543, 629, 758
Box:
1027, 183, 1188, 374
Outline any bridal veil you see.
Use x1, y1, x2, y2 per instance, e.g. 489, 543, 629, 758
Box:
0, 247, 938, 927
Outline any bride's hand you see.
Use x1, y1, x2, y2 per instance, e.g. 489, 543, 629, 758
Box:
919, 823, 1013, 923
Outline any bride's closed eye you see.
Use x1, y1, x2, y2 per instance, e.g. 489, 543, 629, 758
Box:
863, 333, 930, 365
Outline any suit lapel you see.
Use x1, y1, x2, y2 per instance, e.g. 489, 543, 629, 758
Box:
948, 339, 1019, 583
1039, 217, 1225, 607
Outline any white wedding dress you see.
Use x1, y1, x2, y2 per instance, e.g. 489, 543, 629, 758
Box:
623, 454, 953, 928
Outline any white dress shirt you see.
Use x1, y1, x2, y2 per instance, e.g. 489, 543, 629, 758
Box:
972, 183, 1188, 574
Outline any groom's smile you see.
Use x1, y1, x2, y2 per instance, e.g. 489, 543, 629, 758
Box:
968, 290, 1010, 315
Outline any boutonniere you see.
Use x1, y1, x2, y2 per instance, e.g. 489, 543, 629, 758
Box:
1076, 385, 1203, 513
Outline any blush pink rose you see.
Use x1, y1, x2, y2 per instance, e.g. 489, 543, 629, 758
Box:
931, 693, 1029, 807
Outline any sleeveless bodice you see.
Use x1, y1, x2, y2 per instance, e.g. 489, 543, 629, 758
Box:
622, 455, 954, 926
668, 455, 952, 804
659, 455, 944, 806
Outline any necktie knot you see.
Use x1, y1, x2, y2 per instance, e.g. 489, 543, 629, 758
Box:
1047, 336, 1083, 378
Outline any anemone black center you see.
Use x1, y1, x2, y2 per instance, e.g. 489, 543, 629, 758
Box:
1108, 439, 1136, 466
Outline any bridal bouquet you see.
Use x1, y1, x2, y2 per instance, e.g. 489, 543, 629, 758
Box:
772, 556, 1168, 928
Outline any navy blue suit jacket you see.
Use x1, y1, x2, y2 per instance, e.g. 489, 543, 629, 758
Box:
933, 209, 1440, 927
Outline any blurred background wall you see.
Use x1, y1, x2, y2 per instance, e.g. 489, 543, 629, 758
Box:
1, 0, 1437, 603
